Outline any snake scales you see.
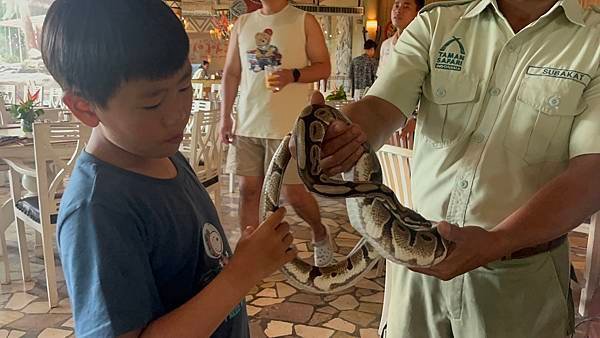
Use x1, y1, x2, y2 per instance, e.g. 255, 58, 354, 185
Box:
259, 104, 450, 293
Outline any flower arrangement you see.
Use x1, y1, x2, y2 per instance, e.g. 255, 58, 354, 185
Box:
9, 89, 45, 134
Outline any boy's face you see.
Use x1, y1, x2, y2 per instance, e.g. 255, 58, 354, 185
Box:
97, 62, 193, 159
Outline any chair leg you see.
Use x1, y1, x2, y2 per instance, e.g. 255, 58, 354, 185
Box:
213, 183, 222, 217
579, 213, 600, 317
228, 173, 235, 193
15, 218, 31, 282
41, 227, 59, 308
375, 258, 386, 278
0, 231, 10, 284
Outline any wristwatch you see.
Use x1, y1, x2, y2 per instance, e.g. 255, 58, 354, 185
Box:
292, 68, 301, 82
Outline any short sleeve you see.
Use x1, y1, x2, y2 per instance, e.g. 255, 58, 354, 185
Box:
570, 69, 600, 158
367, 12, 432, 118
58, 203, 162, 337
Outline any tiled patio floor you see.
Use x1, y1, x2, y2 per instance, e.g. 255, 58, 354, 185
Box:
0, 176, 599, 337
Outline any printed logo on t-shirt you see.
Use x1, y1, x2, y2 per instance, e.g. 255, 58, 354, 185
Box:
246, 28, 282, 72
202, 222, 224, 259
434, 36, 466, 72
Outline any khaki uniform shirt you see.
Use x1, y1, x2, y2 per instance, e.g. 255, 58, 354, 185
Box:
368, 0, 600, 230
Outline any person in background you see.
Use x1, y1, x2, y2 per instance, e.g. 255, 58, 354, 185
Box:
219, 0, 335, 267
379, 0, 424, 149
311, 0, 600, 337
193, 60, 211, 79
349, 39, 378, 99
44, 0, 295, 336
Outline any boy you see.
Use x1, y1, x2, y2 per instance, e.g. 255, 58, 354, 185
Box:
42, 0, 295, 337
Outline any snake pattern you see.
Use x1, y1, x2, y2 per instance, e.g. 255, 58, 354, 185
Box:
259, 104, 450, 293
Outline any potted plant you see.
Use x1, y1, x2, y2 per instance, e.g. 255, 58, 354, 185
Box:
325, 85, 348, 101
9, 89, 44, 137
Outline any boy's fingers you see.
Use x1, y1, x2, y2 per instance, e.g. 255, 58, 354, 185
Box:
275, 222, 290, 237
282, 233, 294, 248
261, 207, 287, 229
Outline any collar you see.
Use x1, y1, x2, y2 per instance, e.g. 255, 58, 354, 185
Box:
461, 0, 585, 27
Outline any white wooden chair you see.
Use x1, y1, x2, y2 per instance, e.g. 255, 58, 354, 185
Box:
0, 96, 17, 127
0, 84, 16, 105
45, 87, 64, 108
577, 211, 600, 318
0, 197, 13, 284
192, 83, 204, 100
6, 122, 91, 307
375, 144, 413, 337
181, 102, 222, 213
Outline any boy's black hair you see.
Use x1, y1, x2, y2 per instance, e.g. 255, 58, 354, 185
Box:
416, 0, 425, 10
202, 60, 210, 65
41, 0, 190, 108
364, 39, 378, 50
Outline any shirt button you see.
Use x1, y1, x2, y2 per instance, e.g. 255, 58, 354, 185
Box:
459, 180, 469, 189
436, 88, 446, 97
472, 133, 484, 143
548, 96, 561, 108
489, 87, 501, 96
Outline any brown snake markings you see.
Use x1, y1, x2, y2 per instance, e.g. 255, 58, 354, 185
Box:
259, 104, 450, 293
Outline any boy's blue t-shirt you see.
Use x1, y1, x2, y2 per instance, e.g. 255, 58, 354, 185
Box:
57, 151, 249, 338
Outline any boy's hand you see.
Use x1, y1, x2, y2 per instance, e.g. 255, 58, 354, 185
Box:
230, 208, 296, 283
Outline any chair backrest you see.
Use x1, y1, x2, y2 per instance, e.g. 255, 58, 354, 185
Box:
32, 122, 91, 223
0, 96, 16, 127
192, 83, 204, 100
187, 110, 221, 186
0, 84, 16, 104
376, 144, 413, 208
46, 87, 64, 108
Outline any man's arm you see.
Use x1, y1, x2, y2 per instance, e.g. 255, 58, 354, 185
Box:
411, 154, 600, 280
268, 13, 330, 89
219, 21, 242, 143
299, 13, 331, 82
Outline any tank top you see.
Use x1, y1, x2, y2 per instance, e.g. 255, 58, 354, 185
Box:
235, 4, 312, 139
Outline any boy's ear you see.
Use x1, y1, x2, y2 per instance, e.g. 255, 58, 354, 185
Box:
62, 92, 100, 128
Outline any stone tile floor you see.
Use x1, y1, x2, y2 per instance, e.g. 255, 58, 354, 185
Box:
0, 176, 599, 337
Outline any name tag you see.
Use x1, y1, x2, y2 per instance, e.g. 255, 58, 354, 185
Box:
526, 66, 591, 86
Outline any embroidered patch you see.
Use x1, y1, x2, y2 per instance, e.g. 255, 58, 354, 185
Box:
526, 66, 591, 86
434, 36, 466, 72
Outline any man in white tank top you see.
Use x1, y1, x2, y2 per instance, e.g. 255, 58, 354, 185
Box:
220, 0, 334, 266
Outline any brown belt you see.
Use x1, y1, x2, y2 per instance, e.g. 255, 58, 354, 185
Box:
501, 235, 567, 260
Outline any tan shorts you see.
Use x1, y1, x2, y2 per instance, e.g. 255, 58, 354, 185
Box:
225, 136, 302, 185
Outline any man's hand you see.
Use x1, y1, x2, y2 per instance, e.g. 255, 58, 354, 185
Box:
267, 69, 294, 92
409, 222, 510, 281
219, 115, 234, 144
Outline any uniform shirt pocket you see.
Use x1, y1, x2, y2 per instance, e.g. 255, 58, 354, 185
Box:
420, 71, 480, 148
504, 76, 586, 164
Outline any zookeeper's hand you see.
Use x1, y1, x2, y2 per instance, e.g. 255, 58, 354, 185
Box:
268, 69, 294, 92
409, 222, 509, 281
